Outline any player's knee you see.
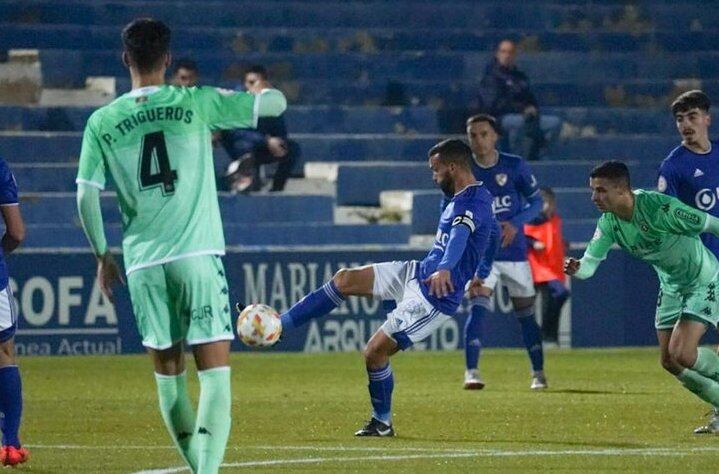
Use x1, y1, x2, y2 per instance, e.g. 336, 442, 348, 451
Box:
674, 349, 698, 369
667, 343, 697, 370
660, 352, 679, 374
0, 339, 15, 366
332, 268, 352, 295
512, 297, 535, 312
363, 341, 389, 370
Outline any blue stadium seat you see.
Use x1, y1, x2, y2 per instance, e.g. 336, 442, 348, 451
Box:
23, 222, 411, 247
335, 161, 660, 206
18, 194, 335, 225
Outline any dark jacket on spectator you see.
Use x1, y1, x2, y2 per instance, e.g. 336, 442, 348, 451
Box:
223, 115, 288, 157
479, 58, 537, 117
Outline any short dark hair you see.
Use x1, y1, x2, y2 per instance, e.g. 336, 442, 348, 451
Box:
671, 90, 711, 116
245, 64, 268, 79
466, 113, 502, 135
172, 58, 198, 75
590, 161, 631, 188
122, 18, 171, 73
428, 139, 472, 170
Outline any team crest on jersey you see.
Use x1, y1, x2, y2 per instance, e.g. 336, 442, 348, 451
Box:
657, 175, 667, 192
495, 173, 508, 186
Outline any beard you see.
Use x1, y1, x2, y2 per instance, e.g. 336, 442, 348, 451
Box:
439, 177, 454, 196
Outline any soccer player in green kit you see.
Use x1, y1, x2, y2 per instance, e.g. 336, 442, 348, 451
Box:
565, 161, 719, 423
76, 19, 286, 473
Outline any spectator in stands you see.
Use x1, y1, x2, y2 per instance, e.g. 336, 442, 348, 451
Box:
479, 40, 561, 161
524, 187, 570, 347
170, 58, 198, 87
220, 65, 298, 193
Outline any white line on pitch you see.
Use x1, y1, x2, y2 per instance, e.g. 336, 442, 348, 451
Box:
26, 444, 472, 453
130, 446, 719, 474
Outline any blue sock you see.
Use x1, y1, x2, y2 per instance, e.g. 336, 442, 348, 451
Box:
367, 363, 394, 425
0, 365, 22, 447
464, 303, 486, 370
280, 280, 345, 330
516, 308, 544, 372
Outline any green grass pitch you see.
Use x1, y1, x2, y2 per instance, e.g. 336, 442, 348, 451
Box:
16, 348, 719, 472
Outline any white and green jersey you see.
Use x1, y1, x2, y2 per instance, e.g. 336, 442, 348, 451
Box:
77, 84, 259, 273
583, 190, 719, 292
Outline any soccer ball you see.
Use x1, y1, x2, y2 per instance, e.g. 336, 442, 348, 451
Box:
236, 304, 282, 347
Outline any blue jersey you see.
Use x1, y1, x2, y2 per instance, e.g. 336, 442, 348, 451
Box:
469, 152, 542, 262
419, 184, 498, 315
658, 140, 719, 259
0, 158, 18, 290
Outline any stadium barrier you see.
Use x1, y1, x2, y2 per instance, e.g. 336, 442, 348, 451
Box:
8, 247, 715, 356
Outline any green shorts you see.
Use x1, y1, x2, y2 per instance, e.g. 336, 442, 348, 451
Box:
127, 254, 234, 350
655, 281, 719, 330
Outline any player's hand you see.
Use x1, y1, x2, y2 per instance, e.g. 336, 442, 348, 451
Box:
500, 221, 518, 248
564, 257, 581, 276
424, 270, 454, 298
266, 137, 288, 158
96, 252, 125, 303
467, 276, 486, 298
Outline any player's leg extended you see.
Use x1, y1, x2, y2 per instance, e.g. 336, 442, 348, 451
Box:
191, 342, 232, 474
280, 265, 375, 330
148, 344, 198, 471
355, 330, 399, 437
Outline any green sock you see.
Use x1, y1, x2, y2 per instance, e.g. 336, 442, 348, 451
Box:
676, 368, 719, 406
692, 347, 719, 381
193, 367, 232, 474
155, 372, 198, 471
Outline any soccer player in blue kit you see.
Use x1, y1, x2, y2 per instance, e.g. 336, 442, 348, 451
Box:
273, 139, 499, 436
460, 114, 547, 390
0, 157, 27, 466
657, 90, 719, 434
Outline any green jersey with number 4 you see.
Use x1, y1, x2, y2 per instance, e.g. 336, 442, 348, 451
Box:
584, 190, 718, 291
77, 84, 258, 273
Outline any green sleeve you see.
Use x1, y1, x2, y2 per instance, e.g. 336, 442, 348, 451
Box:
653, 193, 708, 236
76, 183, 107, 256
191, 86, 287, 130
75, 114, 107, 190
704, 214, 719, 236
574, 217, 614, 280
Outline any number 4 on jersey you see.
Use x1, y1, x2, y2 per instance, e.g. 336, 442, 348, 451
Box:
138, 131, 178, 195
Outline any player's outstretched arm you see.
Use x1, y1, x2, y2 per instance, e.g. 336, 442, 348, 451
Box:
566, 219, 614, 280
